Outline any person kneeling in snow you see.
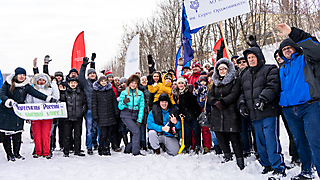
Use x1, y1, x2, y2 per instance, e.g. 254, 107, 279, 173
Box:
147, 93, 181, 156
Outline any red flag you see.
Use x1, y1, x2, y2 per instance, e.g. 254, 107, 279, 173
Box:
213, 37, 228, 60
71, 31, 86, 71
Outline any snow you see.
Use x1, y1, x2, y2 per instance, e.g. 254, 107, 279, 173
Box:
0, 120, 318, 180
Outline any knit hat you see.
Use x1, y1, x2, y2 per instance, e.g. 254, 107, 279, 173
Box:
192, 60, 201, 68
133, 69, 141, 75
127, 74, 140, 86
104, 69, 114, 78
141, 76, 147, 81
120, 77, 127, 84
87, 68, 96, 76
97, 75, 107, 83
218, 63, 228, 70
158, 93, 170, 102
200, 71, 207, 76
67, 77, 78, 83
177, 77, 186, 84
231, 55, 239, 60
68, 68, 79, 75
15, 67, 26, 76
199, 76, 208, 83
54, 71, 63, 77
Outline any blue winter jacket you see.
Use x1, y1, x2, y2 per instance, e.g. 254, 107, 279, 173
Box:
118, 88, 145, 123
147, 109, 181, 137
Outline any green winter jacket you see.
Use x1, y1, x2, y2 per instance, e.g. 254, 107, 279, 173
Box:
118, 87, 145, 123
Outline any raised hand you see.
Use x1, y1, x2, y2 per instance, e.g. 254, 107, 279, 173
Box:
169, 114, 177, 124
33, 58, 38, 68
276, 23, 291, 36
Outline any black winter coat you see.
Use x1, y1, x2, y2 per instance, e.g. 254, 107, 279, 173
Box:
79, 62, 96, 110
0, 75, 49, 132
60, 86, 87, 121
208, 58, 242, 132
173, 85, 201, 121
92, 81, 119, 127
238, 47, 280, 121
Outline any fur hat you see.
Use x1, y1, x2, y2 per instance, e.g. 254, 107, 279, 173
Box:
120, 77, 127, 84
127, 74, 140, 86
87, 68, 96, 76
104, 69, 114, 78
15, 67, 26, 76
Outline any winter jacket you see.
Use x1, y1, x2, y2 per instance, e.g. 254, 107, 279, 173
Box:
79, 62, 96, 110
173, 85, 201, 121
278, 27, 320, 107
187, 71, 201, 87
60, 86, 87, 121
208, 59, 241, 132
92, 81, 119, 127
0, 74, 51, 132
148, 73, 175, 105
238, 47, 280, 121
139, 84, 150, 124
26, 73, 60, 104
147, 107, 181, 138
118, 87, 145, 123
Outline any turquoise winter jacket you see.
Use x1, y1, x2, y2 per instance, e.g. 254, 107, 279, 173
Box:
118, 88, 145, 123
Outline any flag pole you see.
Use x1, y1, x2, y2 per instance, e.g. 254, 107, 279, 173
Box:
181, 0, 184, 59
219, 21, 231, 59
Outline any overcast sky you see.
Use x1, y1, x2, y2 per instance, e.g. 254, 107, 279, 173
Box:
0, 0, 159, 75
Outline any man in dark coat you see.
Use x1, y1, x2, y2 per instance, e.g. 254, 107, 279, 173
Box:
79, 54, 99, 155
238, 47, 286, 178
276, 23, 320, 180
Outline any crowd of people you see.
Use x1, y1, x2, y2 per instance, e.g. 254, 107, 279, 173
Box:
0, 23, 319, 180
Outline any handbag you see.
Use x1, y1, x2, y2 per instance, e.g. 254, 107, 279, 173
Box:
198, 98, 210, 127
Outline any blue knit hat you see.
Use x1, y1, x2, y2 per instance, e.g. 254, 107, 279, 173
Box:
15, 67, 26, 76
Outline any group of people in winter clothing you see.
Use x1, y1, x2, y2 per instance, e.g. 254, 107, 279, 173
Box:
0, 23, 319, 180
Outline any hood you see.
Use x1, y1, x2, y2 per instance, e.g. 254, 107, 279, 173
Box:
6, 74, 31, 87
212, 58, 236, 86
243, 47, 265, 73
93, 81, 112, 91
162, 72, 172, 87
32, 73, 51, 90
278, 38, 303, 60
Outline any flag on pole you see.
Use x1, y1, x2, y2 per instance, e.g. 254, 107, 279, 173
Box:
181, 3, 202, 66
71, 31, 86, 72
124, 34, 140, 78
175, 46, 191, 77
213, 37, 228, 61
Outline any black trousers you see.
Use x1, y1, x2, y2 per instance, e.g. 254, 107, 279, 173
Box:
215, 131, 243, 158
99, 126, 113, 149
1, 132, 22, 156
63, 120, 82, 154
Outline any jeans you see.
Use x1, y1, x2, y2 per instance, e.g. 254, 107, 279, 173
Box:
184, 119, 201, 148
240, 115, 252, 154
283, 101, 320, 177
253, 116, 285, 173
85, 110, 99, 149
210, 130, 219, 145
140, 123, 147, 149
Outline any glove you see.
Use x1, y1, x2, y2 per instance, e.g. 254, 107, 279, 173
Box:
82, 57, 90, 66
214, 101, 224, 110
254, 99, 265, 111
246, 35, 259, 47
147, 75, 153, 85
239, 104, 249, 117
135, 121, 141, 129
44, 55, 52, 64
91, 53, 96, 61
50, 98, 59, 103
123, 95, 130, 104
194, 81, 199, 89
147, 54, 154, 67
5, 99, 16, 108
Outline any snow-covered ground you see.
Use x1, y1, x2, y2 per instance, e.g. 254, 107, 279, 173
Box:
0, 120, 318, 180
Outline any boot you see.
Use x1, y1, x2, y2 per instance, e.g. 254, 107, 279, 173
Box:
221, 153, 233, 163
153, 148, 160, 155
268, 170, 286, 180
98, 146, 103, 156
7, 154, 16, 162
262, 166, 273, 174
194, 145, 201, 154
14, 154, 25, 160
103, 147, 111, 156
236, 157, 245, 170
87, 149, 93, 155
214, 145, 223, 155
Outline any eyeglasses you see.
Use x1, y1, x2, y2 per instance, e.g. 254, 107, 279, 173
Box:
282, 46, 294, 52
237, 60, 247, 64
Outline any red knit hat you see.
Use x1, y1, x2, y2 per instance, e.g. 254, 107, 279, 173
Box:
192, 60, 201, 68
104, 69, 114, 78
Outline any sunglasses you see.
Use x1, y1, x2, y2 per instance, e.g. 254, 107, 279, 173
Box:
237, 60, 247, 64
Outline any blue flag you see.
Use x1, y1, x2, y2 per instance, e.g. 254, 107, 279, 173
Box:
181, 3, 202, 65
175, 46, 191, 76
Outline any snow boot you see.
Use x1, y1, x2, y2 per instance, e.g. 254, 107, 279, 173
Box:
214, 145, 223, 155
87, 148, 93, 155
268, 170, 286, 180
291, 173, 314, 180
98, 146, 103, 156
221, 153, 233, 163
236, 157, 245, 170
7, 154, 16, 162
262, 166, 273, 174
103, 148, 111, 156
153, 148, 160, 155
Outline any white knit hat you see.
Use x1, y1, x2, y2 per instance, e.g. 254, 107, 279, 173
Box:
177, 77, 186, 84
218, 63, 228, 70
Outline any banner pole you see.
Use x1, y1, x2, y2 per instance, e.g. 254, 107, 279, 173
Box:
219, 21, 231, 59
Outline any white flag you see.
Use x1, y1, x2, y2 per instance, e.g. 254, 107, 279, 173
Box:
184, 0, 250, 30
124, 34, 140, 78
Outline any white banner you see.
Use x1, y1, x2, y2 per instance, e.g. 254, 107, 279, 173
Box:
124, 34, 140, 78
184, 0, 250, 30
13, 102, 68, 120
